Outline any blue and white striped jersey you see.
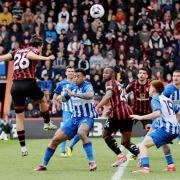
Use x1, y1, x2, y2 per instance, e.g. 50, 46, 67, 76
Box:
151, 94, 179, 134
65, 81, 98, 118
164, 84, 180, 107
54, 79, 75, 112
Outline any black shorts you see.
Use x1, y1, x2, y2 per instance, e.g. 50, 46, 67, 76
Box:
104, 117, 133, 135
11, 79, 44, 112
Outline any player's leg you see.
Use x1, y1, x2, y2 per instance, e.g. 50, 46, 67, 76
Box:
162, 144, 176, 171
68, 134, 80, 154
132, 135, 154, 173
34, 129, 68, 171
78, 117, 96, 171
34, 118, 77, 171
102, 119, 126, 167
31, 82, 57, 130
11, 82, 28, 156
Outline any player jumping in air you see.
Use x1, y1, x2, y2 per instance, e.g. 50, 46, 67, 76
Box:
0, 35, 57, 156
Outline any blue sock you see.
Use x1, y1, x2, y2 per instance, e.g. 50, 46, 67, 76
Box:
165, 154, 174, 165
83, 142, 94, 162
42, 147, 55, 167
60, 141, 67, 153
141, 156, 150, 168
70, 135, 80, 150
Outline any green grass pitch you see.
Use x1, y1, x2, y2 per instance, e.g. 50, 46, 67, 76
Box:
0, 138, 180, 180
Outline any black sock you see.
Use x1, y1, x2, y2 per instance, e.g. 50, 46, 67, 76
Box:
41, 110, 50, 124
123, 142, 139, 156
17, 130, 26, 147
104, 136, 122, 155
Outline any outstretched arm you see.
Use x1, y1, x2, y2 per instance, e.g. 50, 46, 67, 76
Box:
130, 110, 161, 120
27, 51, 55, 61
0, 53, 12, 61
96, 90, 113, 109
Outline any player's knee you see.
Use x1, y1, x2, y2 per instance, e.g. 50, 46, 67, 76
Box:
15, 108, 25, 113
102, 130, 110, 139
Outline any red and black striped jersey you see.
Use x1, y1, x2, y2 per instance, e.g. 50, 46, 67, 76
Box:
105, 79, 133, 120
11, 47, 39, 80
126, 79, 151, 115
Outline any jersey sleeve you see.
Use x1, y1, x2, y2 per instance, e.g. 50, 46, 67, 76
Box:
53, 82, 63, 94
151, 98, 161, 112
84, 83, 94, 94
126, 82, 134, 93
174, 105, 180, 114
105, 80, 113, 92
163, 85, 172, 98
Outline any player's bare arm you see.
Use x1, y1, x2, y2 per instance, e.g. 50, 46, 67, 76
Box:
130, 110, 161, 121
27, 51, 55, 61
0, 53, 12, 61
52, 93, 58, 114
96, 89, 113, 109
65, 88, 94, 100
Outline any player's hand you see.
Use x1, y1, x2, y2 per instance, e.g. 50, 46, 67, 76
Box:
130, 115, 143, 120
52, 105, 57, 114
56, 95, 62, 103
48, 55, 55, 61
65, 88, 74, 96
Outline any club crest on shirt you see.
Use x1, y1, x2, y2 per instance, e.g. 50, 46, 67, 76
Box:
152, 103, 156, 109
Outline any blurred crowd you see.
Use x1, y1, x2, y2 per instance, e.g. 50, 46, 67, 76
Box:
0, 0, 180, 117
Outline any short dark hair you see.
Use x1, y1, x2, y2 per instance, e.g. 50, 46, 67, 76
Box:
75, 68, 86, 76
173, 70, 180, 74
138, 67, 148, 73
151, 80, 164, 94
66, 65, 74, 70
29, 35, 43, 47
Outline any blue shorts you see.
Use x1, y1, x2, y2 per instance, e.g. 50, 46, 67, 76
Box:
62, 111, 72, 123
151, 119, 160, 130
148, 128, 178, 148
61, 117, 94, 139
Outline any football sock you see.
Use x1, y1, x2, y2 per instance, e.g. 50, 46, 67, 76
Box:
60, 141, 67, 153
104, 136, 122, 155
41, 110, 50, 124
42, 147, 55, 167
70, 135, 80, 150
17, 130, 26, 147
83, 142, 94, 162
123, 142, 139, 156
165, 154, 174, 165
141, 156, 150, 168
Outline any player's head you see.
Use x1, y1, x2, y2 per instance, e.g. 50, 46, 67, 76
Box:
29, 35, 43, 48
103, 66, 115, 81
173, 70, 180, 86
137, 67, 148, 81
149, 80, 164, 97
74, 68, 86, 86
65, 65, 74, 80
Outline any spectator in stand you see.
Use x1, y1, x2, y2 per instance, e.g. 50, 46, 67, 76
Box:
11, 0, 24, 21
67, 34, 79, 55
151, 59, 164, 80
45, 22, 57, 42
102, 51, 116, 68
78, 54, 89, 74
164, 73, 172, 85
66, 23, 78, 42
25, 102, 41, 118
0, 6, 12, 26
164, 59, 176, 78
138, 24, 151, 43
89, 47, 103, 71
149, 31, 164, 49
56, 15, 69, 34
40, 60, 55, 80
53, 51, 66, 74
39, 74, 54, 100
9, 23, 22, 43
91, 74, 103, 96
34, 8, 45, 24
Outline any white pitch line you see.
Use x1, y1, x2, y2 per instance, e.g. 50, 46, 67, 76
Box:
111, 150, 131, 180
